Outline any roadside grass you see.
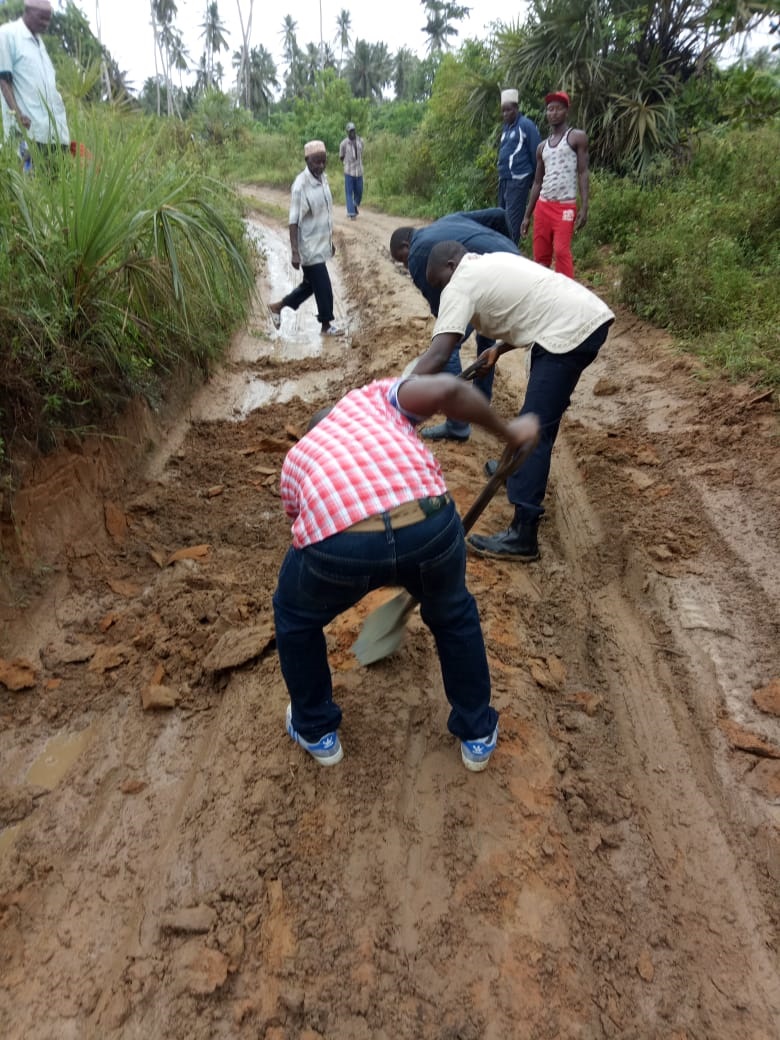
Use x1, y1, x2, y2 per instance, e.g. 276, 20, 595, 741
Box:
0, 112, 255, 466
580, 123, 780, 388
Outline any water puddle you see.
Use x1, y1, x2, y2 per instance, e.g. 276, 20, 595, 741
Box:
25, 725, 95, 790
146, 219, 351, 477
0, 724, 95, 861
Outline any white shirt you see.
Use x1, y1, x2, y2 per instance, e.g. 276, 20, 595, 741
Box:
289, 167, 334, 266
433, 252, 614, 354
0, 17, 69, 145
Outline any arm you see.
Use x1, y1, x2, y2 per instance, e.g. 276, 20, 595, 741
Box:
526, 120, 541, 172
412, 333, 462, 375
339, 140, 346, 163
289, 224, 300, 269
398, 375, 539, 452
0, 77, 30, 130
520, 144, 545, 238
572, 129, 589, 230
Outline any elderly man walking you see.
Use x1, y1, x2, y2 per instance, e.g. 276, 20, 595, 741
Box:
0, 0, 69, 165
269, 140, 344, 337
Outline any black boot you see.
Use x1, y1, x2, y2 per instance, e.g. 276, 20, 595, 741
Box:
467, 521, 539, 561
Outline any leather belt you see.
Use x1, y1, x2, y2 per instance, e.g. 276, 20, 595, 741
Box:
347, 494, 451, 533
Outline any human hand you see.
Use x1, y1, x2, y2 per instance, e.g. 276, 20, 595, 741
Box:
505, 414, 539, 453
520, 217, 530, 238
575, 210, 588, 231
291, 250, 300, 270
476, 345, 501, 372
18, 112, 31, 130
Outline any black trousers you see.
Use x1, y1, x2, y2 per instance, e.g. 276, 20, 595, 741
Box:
282, 263, 334, 324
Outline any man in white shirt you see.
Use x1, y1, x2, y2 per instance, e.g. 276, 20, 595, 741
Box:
0, 0, 69, 159
414, 242, 614, 561
269, 140, 344, 337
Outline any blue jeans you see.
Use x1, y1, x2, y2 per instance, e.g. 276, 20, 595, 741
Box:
440, 329, 496, 436
281, 262, 334, 324
507, 321, 612, 524
498, 176, 532, 244
273, 501, 497, 742
345, 174, 363, 216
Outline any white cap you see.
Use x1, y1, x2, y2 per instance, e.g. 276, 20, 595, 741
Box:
25, 0, 53, 9
501, 89, 519, 106
304, 140, 326, 156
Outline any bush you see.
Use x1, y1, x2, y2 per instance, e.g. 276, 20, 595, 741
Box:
0, 110, 255, 463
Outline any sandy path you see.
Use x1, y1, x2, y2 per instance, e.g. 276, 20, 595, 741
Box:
0, 188, 778, 1039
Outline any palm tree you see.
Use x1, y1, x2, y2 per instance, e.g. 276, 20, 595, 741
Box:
347, 39, 393, 99
393, 46, 420, 100
200, 2, 229, 89
334, 8, 352, 73
247, 44, 278, 117
280, 14, 305, 98
234, 0, 255, 109
421, 0, 471, 54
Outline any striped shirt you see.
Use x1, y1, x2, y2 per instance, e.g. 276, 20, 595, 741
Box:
339, 135, 364, 177
280, 379, 447, 548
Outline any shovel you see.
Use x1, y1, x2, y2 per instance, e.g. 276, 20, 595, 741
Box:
351, 442, 531, 666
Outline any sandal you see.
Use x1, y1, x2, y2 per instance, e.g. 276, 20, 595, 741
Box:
322, 324, 345, 337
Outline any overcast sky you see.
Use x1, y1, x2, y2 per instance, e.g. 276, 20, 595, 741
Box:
85, 0, 530, 93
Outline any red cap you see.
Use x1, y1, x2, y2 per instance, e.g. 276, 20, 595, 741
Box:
545, 91, 570, 107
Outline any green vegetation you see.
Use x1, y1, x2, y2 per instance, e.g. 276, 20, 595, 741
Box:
0, 113, 254, 459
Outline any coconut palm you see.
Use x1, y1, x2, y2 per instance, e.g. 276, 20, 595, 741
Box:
346, 39, 393, 99
334, 8, 352, 72
200, 2, 229, 89
234, 0, 255, 108
421, 0, 471, 53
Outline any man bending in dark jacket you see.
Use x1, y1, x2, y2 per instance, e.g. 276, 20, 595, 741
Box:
390, 209, 519, 442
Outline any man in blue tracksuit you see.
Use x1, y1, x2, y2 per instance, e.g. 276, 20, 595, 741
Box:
497, 88, 541, 245
389, 209, 520, 441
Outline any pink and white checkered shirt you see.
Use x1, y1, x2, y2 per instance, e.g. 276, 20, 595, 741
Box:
280, 378, 448, 548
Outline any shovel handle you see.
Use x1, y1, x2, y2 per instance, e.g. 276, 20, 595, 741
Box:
460, 442, 533, 533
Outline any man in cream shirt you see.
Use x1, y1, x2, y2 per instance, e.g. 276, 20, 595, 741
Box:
0, 0, 69, 157
412, 242, 614, 561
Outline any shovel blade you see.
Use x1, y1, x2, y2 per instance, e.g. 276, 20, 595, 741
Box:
352, 591, 417, 666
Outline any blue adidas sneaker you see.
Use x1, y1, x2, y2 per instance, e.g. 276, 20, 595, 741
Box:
461, 724, 498, 772
286, 703, 343, 766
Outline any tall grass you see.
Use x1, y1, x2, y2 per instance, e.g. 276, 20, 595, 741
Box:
580, 123, 780, 386
0, 112, 255, 462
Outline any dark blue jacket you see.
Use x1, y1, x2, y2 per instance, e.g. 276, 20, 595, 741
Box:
407, 209, 520, 316
498, 114, 541, 182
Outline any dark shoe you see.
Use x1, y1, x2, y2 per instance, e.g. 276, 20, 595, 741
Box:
484, 458, 498, 477
421, 423, 470, 443
467, 524, 540, 562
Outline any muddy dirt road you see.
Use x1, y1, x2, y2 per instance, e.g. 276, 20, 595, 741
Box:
1, 187, 779, 1040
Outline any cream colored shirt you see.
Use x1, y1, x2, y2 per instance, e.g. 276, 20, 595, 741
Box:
433, 252, 614, 354
289, 167, 334, 266
0, 17, 69, 145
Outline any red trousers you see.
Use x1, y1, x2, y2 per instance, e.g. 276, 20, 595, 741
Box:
533, 197, 577, 279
